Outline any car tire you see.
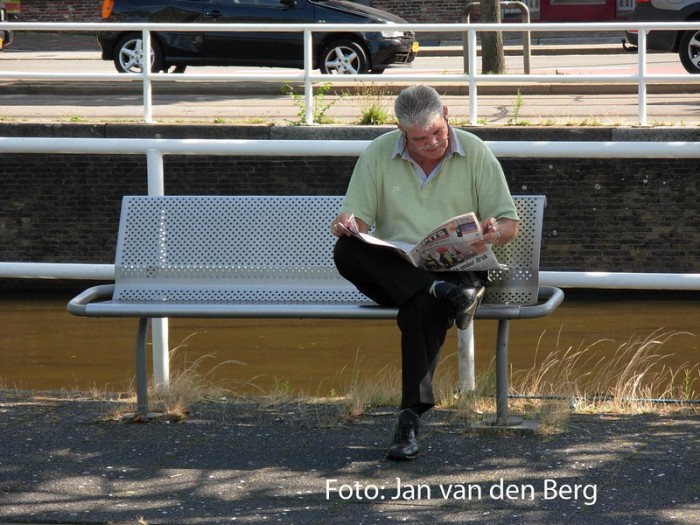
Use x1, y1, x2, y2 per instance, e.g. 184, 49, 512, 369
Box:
679, 30, 700, 74
113, 33, 165, 73
319, 39, 369, 74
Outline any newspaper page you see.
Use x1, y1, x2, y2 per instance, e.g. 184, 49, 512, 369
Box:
339, 213, 504, 272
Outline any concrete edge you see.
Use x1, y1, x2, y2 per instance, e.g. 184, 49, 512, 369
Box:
2, 79, 698, 97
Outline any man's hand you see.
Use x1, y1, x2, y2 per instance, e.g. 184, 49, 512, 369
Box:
330, 213, 370, 237
478, 218, 518, 246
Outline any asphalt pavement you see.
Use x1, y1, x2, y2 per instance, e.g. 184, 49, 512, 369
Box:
1, 390, 698, 524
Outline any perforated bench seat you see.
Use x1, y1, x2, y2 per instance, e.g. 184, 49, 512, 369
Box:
68, 195, 564, 422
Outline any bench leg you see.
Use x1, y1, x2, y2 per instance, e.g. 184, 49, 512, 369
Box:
495, 318, 515, 425
135, 317, 150, 418
471, 318, 536, 432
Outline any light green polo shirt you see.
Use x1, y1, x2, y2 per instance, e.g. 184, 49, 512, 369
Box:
341, 128, 519, 244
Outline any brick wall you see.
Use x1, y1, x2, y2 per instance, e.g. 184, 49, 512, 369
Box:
12, 0, 471, 23
14, 0, 101, 22
374, 0, 467, 23
1, 125, 698, 282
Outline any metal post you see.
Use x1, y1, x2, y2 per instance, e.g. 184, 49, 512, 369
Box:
146, 149, 164, 195
517, 2, 532, 75
457, 324, 476, 391
462, 2, 531, 75
495, 318, 510, 424
146, 149, 169, 392
142, 29, 153, 124
462, 3, 479, 74
638, 29, 648, 126
135, 317, 150, 417
304, 29, 314, 126
469, 28, 478, 126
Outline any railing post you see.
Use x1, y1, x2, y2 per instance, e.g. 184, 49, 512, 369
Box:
462, 2, 479, 74
469, 28, 479, 126
457, 324, 476, 391
304, 29, 314, 126
142, 29, 154, 124
638, 28, 648, 126
146, 149, 169, 392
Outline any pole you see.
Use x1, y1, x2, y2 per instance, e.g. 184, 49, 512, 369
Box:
146, 149, 169, 392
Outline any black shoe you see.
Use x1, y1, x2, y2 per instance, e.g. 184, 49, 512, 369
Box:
387, 409, 420, 461
447, 284, 485, 330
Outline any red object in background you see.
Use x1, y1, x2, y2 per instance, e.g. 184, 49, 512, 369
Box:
539, 0, 617, 22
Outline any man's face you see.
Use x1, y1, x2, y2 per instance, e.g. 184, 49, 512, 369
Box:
401, 111, 450, 164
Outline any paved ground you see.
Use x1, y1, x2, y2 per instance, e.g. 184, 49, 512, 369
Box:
0, 391, 698, 524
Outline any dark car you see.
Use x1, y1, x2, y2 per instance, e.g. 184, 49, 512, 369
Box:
0, 6, 13, 50
624, 0, 700, 74
97, 0, 417, 74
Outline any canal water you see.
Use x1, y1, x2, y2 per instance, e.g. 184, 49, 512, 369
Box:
0, 291, 698, 396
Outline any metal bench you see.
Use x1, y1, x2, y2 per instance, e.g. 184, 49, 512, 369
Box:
68, 195, 563, 424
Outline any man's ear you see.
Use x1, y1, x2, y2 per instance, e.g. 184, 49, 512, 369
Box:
443, 106, 450, 121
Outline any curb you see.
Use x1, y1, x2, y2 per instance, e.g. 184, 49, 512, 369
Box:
2, 79, 699, 97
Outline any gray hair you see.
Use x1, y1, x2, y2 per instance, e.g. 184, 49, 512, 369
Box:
394, 85, 444, 129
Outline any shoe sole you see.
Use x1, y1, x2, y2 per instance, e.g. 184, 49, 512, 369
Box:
386, 451, 419, 461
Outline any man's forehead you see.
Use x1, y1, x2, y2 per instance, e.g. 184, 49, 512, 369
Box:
404, 115, 446, 136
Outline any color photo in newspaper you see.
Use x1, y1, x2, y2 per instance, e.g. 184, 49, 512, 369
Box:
340, 213, 504, 272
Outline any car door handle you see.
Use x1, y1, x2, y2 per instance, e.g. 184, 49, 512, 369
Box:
204, 10, 222, 19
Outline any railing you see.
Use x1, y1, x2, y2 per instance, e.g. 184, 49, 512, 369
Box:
2, 21, 700, 125
2, 136, 699, 390
1, 135, 699, 292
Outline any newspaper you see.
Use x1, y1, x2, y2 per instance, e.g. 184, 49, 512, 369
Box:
339, 213, 505, 272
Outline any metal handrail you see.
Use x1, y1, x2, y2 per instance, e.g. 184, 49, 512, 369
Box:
3, 21, 700, 125
1, 136, 699, 291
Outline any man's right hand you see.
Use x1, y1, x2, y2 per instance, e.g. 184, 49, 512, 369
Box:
330, 213, 369, 237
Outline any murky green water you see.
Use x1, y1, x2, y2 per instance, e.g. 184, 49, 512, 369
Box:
0, 293, 697, 396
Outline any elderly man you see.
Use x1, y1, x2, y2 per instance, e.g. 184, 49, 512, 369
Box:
331, 85, 519, 461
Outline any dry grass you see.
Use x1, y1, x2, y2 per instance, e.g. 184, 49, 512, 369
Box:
101, 329, 698, 427
255, 352, 402, 427
433, 328, 698, 431
511, 328, 698, 413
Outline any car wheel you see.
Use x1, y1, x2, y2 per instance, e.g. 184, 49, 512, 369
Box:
113, 33, 164, 73
320, 39, 369, 75
679, 30, 700, 74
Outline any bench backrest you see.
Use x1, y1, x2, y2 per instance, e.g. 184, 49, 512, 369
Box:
114, 195, 545, 306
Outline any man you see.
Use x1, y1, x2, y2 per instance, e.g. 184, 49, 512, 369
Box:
331, 85, 519, 461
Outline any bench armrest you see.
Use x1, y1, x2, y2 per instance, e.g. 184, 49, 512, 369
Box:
518, 286, 565, 319
477, 286, 564, 320
67, 284, 115, 317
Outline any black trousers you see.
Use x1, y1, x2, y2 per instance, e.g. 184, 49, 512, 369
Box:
333, 236, 480, 415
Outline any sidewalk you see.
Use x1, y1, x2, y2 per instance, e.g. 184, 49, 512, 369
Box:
0, 390, 698, 524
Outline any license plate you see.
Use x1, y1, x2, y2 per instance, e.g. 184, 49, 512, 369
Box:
0, 38, 4, 50
412, 41, 419, 54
